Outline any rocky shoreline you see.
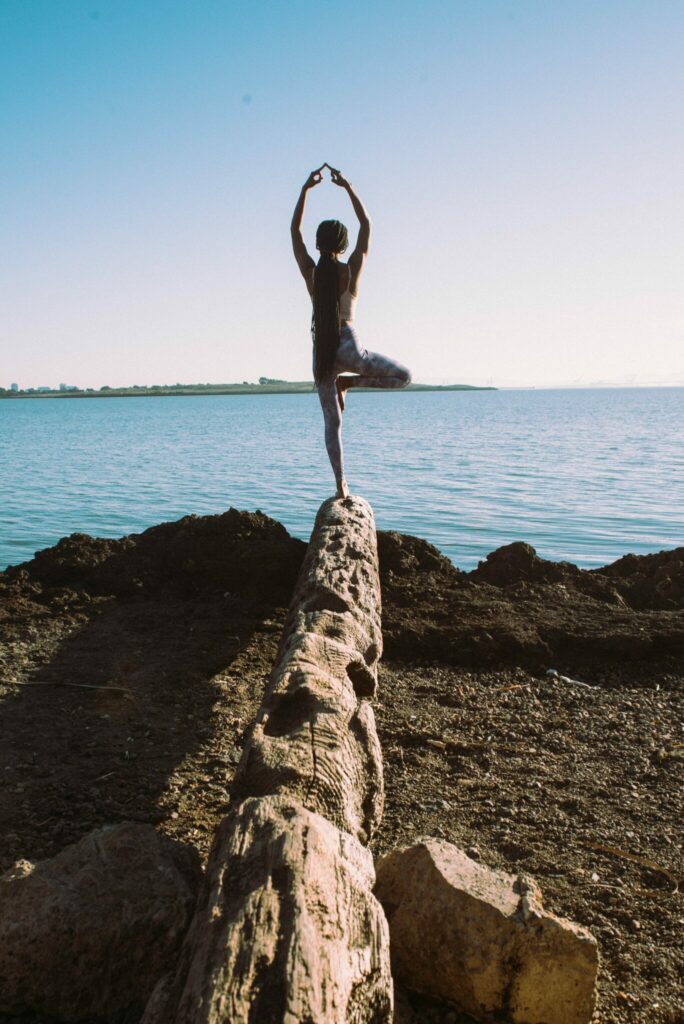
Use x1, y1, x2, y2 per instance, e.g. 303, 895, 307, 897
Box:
1, 510, 682, 1023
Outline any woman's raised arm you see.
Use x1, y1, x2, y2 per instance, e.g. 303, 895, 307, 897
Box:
291, 167, 324, 278
330, 167, 371, 279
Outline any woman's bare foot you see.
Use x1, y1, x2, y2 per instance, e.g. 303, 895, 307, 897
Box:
336, 478, 349, 499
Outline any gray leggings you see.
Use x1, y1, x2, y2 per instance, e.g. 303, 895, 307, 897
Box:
316, 324, 412, 485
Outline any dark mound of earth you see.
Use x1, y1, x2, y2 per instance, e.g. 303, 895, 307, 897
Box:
4, 508, 305, 603
1, 511, 682, 1024
378, 534, 683, 683
4, 513, 683, 685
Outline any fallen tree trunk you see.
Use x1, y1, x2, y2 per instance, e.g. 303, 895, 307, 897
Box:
143, 496, 392, 1024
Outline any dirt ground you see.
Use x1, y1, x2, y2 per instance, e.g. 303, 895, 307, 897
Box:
0, 510, 682, 1023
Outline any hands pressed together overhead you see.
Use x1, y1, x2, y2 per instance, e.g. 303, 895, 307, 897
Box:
304, 163, 349, 190
293, 160, 368, 263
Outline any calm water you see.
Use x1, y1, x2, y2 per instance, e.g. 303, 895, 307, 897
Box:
1, 388, 682, 572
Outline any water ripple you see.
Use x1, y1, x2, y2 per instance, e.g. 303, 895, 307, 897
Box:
0, 387, 682, 571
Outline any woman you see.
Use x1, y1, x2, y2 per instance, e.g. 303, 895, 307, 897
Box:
291, 164, 412, 498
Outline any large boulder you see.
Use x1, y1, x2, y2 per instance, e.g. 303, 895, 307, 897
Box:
0, 822, 201, 1021
375, 839, 598, 1024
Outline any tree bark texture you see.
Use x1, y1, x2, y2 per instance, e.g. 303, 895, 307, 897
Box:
143, 496, 392, 1023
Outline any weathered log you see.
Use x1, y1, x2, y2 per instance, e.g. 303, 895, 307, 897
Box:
144, 496, 392, 1023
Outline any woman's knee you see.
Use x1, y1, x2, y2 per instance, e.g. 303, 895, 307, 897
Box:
319, 384, 341, 430
365, 351, 411, 385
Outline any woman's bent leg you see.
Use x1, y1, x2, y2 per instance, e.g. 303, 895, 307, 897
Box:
317, 376, 345, 488
342, 348, 412, 391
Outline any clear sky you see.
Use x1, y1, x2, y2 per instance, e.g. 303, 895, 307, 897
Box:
2, 0, 682, 389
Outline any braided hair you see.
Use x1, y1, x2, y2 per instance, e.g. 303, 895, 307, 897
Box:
311, 219, 349, 384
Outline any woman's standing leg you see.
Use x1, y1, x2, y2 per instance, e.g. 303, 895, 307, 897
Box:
317, 375, 348, 496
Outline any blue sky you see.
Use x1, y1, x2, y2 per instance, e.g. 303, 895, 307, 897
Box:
2, 0, 682, 388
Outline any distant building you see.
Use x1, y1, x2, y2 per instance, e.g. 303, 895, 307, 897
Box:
10, 383, 18, 392
59, 383, 78, 392
36, 386, 52, 393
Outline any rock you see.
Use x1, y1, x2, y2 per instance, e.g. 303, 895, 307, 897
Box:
375, 839, 598, 1024
0, 822, 201, 1021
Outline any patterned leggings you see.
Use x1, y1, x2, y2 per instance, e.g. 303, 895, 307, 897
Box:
316, 324, 412, 485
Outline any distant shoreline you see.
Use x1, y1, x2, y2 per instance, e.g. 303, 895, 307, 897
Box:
1, 382, 496, 399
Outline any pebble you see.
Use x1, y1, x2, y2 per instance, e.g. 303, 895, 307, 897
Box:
426, 739, 447, 751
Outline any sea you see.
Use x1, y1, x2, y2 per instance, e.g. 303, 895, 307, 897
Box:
1, 387, 682, 573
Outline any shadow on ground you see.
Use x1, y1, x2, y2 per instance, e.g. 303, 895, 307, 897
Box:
0, 510, 305, 869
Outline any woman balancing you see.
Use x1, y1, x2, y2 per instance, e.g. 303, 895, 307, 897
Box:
291, 164, 412, 499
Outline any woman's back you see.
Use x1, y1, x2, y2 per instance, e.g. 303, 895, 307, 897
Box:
309, 262, 357, 321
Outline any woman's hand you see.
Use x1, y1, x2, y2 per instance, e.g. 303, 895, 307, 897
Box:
329, 166, 350, 189
303, 166, 325, 190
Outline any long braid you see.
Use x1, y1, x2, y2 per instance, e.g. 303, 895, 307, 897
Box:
311, 219, 349, 385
